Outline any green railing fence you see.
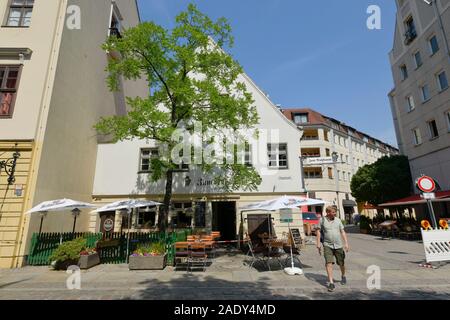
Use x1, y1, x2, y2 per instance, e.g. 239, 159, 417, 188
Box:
27, 229, 192, 266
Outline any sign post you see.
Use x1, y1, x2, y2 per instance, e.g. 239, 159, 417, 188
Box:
417, 176, 438, 229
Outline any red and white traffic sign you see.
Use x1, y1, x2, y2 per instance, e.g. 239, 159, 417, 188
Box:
417, 176, 436, 193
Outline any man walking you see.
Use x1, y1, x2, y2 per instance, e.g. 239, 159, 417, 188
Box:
316, 206, 350, 292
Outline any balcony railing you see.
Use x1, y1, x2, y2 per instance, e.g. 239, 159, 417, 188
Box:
404, 28, 417, 45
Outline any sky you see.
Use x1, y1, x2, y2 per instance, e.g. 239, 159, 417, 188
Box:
136, 0, 398, 146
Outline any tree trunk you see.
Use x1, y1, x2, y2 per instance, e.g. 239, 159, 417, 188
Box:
158, 170, 174, 232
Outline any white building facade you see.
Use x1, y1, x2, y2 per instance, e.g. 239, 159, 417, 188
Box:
92, 73, 307, 241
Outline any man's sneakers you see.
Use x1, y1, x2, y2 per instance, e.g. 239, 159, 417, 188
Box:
327, 282, 335, 292
328, 277, 346, 292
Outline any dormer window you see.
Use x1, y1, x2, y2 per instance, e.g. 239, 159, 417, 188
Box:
293, 113, 308, 125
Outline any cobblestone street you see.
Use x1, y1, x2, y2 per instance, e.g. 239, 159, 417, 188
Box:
1, 230, 449, 300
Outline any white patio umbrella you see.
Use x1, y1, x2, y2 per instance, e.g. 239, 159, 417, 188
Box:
27, 198, 98, 243
240, 195, 326, 276
94, 199, 162, 263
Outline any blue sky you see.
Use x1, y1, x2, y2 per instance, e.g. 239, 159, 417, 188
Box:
136, 0, 398, 146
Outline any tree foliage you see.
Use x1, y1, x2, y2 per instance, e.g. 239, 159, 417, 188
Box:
350, 155, 412, 205
95, 4, 261, 230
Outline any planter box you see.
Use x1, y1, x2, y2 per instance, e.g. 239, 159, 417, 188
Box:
78, 253, 100, 270
129, 254, 167, 270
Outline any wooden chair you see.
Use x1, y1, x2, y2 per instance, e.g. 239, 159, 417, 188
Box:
187, 243, 208, 272
244, 233, 266, 270
174, 242, 190, 271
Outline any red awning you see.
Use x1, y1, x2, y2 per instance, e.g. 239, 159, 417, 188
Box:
379, 191, 450, 207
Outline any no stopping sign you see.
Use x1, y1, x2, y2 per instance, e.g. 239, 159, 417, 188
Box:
417, 176, 436, 193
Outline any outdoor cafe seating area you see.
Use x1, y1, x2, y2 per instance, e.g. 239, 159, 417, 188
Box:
174, 231, 221, 272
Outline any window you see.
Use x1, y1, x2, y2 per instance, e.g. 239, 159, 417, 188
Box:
174, 149, 189, 171
337, 170, 341, 181
406, 95, 415, 112
268, 143, 288, 169
343, 171, 347, 181
109, 4, 123, 38
413, 128, 422, 146
304, 168, 322, 179
0, 66, 20, 118
429, 35, 439, 55
346, 155, 349, 164
328, 168, 333, 179
414, 51, 423, 69
139, 148, 158, 172
437, 71, 448, 91
340, 137, 344, 146
334, 135, 339, 144
323, 130, 329, 142
400, 64, 408, 80
137, 208, 156, 228
242, 143, 252, 167
428, 120, 439, 139
404, 16, 417, 45
325, 148, 330, 157
5, 0, 34, 27
293, 113, 308, 124
421, 84, 431, 102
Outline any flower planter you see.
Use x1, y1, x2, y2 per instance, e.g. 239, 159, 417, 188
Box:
53, 259, 79, 271
78, 253, 100, 269
129, 253, 167, 270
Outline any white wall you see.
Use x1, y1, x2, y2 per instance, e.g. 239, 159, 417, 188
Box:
93, 72, 305, 196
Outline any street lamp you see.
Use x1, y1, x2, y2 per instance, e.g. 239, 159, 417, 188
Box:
0, 150, 20, 185
71, 208, 81, 234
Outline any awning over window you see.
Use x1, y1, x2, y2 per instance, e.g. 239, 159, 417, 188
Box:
379, 191, 450, 207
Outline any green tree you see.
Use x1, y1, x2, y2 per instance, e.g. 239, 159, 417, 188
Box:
350, 155, 412, 205
95, 4, 261, 231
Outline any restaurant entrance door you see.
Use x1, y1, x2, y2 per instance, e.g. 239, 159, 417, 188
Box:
212, 202, 236, 241
247, 214, 273, 245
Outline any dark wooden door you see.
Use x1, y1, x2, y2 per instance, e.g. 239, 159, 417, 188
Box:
247, 214, 272, 245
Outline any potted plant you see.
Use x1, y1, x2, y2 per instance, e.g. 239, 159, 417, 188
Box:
78, 247, 100, 270
129, 242, 167, 270
49, 237, 86, 270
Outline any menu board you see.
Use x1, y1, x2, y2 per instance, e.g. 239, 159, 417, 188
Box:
290, 228, 302, 248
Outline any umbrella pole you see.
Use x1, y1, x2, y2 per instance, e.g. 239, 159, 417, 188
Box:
126, 207, 131, 263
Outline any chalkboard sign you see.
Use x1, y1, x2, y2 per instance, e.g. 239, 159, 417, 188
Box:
289, 228, 302, 249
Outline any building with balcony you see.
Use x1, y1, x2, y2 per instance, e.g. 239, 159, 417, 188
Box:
283, 108, 399, 223
388, 0, 450, 193
0, 0, 145, 268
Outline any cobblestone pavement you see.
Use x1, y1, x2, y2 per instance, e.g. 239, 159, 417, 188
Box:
0, 230, 449, 300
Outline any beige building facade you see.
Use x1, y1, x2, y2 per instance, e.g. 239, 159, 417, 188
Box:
0, 0, 145, 268
283, 108, 399, 223
388, 0, 450, 193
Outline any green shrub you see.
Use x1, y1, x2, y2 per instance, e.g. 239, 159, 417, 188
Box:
49, 237, 86, 265
132, 242, 166, 256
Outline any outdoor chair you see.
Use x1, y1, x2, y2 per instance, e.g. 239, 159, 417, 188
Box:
187, 243, 208, 272
174, 242, 190, 271
264, 240, 285, 271
244, 234, 266, 270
